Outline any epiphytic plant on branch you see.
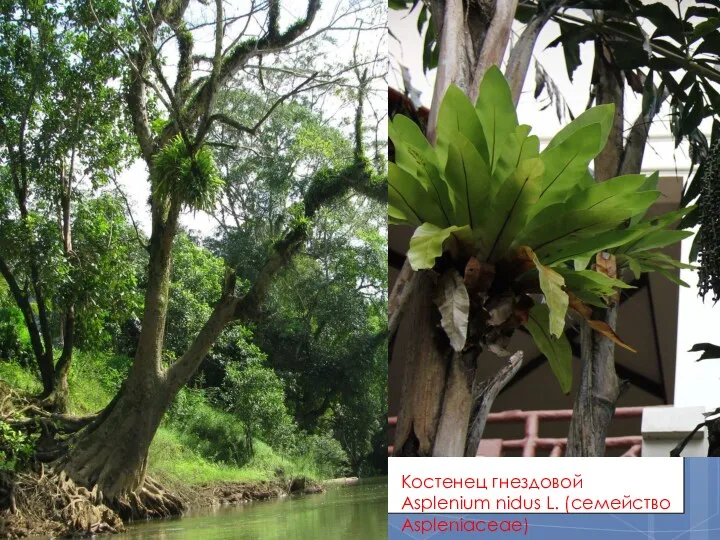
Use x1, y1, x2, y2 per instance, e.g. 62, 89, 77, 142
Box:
389, 67, 693, 396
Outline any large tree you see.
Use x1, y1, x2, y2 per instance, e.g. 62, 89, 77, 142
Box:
53, 0, 386, 519
0, 0, 130, 410
203, 88, 388, 470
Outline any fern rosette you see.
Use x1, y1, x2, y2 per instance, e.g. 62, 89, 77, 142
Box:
389, 67, 694, 393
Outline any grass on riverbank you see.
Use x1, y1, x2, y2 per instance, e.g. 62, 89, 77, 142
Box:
0, 352, 326, 487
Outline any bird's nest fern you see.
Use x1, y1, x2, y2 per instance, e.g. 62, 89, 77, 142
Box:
152, 135, 223, 213
389, 67, 694, 393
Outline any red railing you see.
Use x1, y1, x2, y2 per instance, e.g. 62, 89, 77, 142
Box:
388, 407, 643, 457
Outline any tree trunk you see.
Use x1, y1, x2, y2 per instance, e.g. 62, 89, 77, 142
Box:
42, 307, 74, 412
393, 271, 449, 456
565, 308, 622, 456
565, 16, 664, 455
392, 0, 524, 457
432, 352, 475, 456
60, 367, 182, 520
57, 194, 184, 510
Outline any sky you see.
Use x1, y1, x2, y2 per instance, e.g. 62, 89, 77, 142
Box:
389, 2, 720, 409
116, 0, 386, 238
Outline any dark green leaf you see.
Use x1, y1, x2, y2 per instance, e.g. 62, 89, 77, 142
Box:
484, 159, 545, 261
694, 29, 720, 55
689, 343, 720, 361
639, 3, 688, 43
625, 230, 694, 253
422, 17, 439, 72
523, 304, 573, 394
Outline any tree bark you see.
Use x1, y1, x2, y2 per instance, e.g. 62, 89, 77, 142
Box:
505, 10, 554, 106
393, 0, 522, 458
392, 271, 449, 456
565, 310, 622, 456
465, 351, 523, 456
60, 368, 182, 519
432, 351, 476, 456
565, 18, 666, 455
44, 169, 77, 413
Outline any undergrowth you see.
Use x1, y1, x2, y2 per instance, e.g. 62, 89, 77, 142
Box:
1, 350, 348, 486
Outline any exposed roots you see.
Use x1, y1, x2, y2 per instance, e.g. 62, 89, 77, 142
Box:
112, 476, 185, 522
0, 467, 124, 538
0, 383, 185, 535
0, 467, 191, 537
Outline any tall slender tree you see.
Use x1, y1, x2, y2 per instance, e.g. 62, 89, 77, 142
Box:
0, 0, 130, 411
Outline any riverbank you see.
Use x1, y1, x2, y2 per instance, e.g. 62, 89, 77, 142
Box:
0, 466, 327, 538
118, 477, 388, 540
0, 366, 336, 538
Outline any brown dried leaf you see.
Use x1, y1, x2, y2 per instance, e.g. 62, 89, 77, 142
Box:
434, 269, 470, 352
595, 252, 617, 279
567, 292, 592, 320
587, 319, 637, 353
464, 256, 495, 293
595, 252, 619, 304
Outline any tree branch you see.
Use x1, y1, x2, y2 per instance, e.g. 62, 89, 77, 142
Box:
505, 7, 557, 105
465, 351, 523, 457
0, 256, 46, 367
177, 0, 321, 143
199, 73, 318, 141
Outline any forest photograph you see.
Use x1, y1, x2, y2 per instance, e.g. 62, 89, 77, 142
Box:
0, 0, 388, 537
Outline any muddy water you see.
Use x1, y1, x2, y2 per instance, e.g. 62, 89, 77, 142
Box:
117, 477, 387, 540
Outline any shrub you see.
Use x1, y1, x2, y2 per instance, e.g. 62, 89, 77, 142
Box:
294, 432, 350, 479
0, 308, 32, 367
166, 389, 253, 466
221, 360, 296, 453
0, 420, 35, 472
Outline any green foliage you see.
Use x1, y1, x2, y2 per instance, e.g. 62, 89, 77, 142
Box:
152, 135, 223, 212
165, 233, 227, 357
294, 433, 350, 479
222, 359, 295, 452
167, 391, 254, 466
0, 420, 35, 472
149, 428, 324, 486
0, 308, 32, 366
524, 304, 573, 393
389, 67, 691, 393
68, 350, 130, 414
70, 194, 146, 349
203, 90, 387, 474
0, 361, 41, 394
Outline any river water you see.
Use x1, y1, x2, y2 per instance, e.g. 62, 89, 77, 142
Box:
117, 477, 387, 540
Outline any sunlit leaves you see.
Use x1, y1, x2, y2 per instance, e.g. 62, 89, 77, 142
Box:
522, 247, 568, 338
407, 223, 472, 270
436, 84, 486, 167
153, 135, 223, 212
